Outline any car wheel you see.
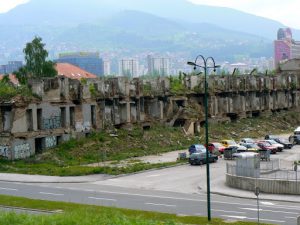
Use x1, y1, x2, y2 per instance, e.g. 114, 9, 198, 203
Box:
199, 160, 204, 165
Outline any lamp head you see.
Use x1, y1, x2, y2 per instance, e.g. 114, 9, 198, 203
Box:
187, 61, 196, 66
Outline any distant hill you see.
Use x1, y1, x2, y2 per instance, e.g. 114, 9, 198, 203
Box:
1, 0, 299, 39
0, 0, 294, 63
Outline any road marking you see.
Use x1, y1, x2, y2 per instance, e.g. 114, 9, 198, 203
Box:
212, 209, 245, 214
221, 215, 247, 219
145, 203, 176, 207
222, 215, 285, 223
88, 197, 116, 202
147, 174, 161, 177
0, 187, 18, 191
39, 192, 64, 196
241, 207, 299, 215
285, 216, 297, 219
240, 207, 262, 211
261, 201, 275, 206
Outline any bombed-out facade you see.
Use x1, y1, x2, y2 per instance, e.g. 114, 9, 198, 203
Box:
1, 70, 300, 160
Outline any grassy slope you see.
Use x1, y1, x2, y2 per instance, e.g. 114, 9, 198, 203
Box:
0, 111, 299, 176
0, 195, 269, 225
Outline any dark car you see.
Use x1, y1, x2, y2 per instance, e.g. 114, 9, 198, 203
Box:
189, 152, 218, 165
274, 138, 293, 149
188, 144, 206, 155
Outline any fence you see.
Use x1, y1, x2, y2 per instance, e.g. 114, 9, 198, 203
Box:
226, 159, 300, 181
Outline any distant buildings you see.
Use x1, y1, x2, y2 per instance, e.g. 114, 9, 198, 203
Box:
147, 55, 170, 76
0, 61, 23, 74
56, 52, 104, 76
103, 60, 111, 76
118, 59, 139, 77
274, 28, 300, 68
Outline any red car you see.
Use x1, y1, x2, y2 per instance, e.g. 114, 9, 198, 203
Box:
256, 141, 277, 154
207, 142, 226, 153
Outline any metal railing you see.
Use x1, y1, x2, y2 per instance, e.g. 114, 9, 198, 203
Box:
227, 159, 300, 181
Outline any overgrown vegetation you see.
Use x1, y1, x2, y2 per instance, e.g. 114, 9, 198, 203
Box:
0, 195, 268, 225
0, 111, 299, 176
0, 76, 35, 101
169, 74, 187, 94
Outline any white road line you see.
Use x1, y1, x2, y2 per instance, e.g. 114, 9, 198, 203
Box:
241, 207, 299, 215
285, 216, 297, 219
221, 215, 247, 219
261, 201, 275, 206
147, 174, 161, 177
240, 207, 262, 211
212, 209, 245, 214
39, 192, 64, 196
221, 215, 285, 223
88, 197, 116, 202
145, 203, 176, 207
0, 187, 18, 191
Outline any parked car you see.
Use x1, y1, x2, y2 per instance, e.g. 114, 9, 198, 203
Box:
207, 142, 226, 153
256, 141, 277, 154
262, 140, 284, 152
188, 144, 206, 155
189, 152, 218, 165
289, 128, 300, 144
221, 139, 247, 151
240, 143, 261, 152
265, 135, 293, 149
240, 138, 255, 144
275, 138, 293, 149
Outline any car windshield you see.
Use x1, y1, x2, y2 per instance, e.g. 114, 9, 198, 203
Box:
262, 142, 271, 146
268, 140, 277, 144
195, 145, 206, 151
213, 143, 223, 147
248, 144, 258, 148
228, 140, 236, 145
243, 138, 254, 143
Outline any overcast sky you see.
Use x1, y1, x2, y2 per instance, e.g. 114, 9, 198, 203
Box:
0, 0, 299, 29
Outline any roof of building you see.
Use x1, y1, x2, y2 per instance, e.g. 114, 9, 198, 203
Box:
55, 63, 97, 80
0, 74, 19, 86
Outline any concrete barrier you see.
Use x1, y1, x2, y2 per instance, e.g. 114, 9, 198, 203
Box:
226, 173, 300, 195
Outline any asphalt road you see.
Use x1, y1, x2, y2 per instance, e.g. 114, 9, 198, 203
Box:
0, 180, 300, 225
1, 138, 300, 224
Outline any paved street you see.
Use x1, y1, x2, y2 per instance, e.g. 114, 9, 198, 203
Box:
1, 140, 300, 224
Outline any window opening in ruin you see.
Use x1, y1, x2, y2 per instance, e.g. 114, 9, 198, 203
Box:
70, 107, 75, 128
60, 107, 66, 128
175, 100, 185, 107
91, 105, 96, 127
227, 113, 238, 121
1, 106, 12, 132
26, 109, 33, 131
173, 118, 186, 127
35, 138, 43, 154
252, 111, 260, 117
57, 136, 63, 144
37, 108, 43, 130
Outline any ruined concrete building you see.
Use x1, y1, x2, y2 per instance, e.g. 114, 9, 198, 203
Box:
1, 71, 300, 160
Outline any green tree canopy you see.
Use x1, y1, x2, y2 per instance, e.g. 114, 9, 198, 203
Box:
16, 36, 57, 82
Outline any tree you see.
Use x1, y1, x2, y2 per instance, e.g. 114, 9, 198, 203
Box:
19, 36, 57, 79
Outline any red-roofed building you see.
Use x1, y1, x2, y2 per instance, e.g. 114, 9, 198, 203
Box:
55, 63, 97, 80
0, 74, 19, 86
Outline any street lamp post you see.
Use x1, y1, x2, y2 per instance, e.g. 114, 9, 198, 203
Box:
187, 55, 219, 221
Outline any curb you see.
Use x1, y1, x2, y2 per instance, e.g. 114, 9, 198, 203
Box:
0, 162, 188, 183
0, 204, 63, 214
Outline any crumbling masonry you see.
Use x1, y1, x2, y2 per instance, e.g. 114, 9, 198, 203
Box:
1, 71, 300, 160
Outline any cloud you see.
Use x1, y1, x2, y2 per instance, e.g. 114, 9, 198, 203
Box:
188, 0, 300, 29
0, 0, 29, 13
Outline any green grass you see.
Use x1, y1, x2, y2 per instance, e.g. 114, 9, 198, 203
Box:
1, 111, 300, 177
0, 195, 269, 225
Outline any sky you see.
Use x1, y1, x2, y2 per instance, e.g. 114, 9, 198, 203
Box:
0, 0, 299, 29
188, 0, 300, 29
